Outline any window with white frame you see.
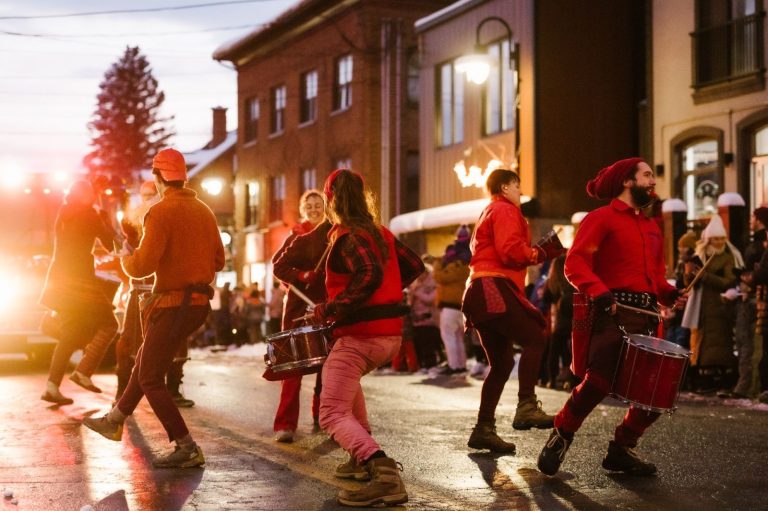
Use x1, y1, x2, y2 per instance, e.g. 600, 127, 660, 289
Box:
484, 39, 516, 135
269, 174, 286, 222
437, 61, 464, 147
336, 158, 352, 170
333, 54, 353, 111
300, 70, 318, 123
244, 97, 259, 143
270, 85, 286, 134
301, 168, 317, 192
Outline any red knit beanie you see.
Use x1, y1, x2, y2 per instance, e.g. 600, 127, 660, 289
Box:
323, 168, 363, 201
586, 157, 644, 200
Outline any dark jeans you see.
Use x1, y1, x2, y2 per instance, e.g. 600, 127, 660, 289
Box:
117, 305, 208, 442
412, 325, 443, 369
475, 298, 547, 422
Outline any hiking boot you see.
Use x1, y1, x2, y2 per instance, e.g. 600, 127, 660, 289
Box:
537, 428, 573, 476
513, 396, 555, 430
69, 372, 102, 393
152, 444, 205, 469
274, 430, 294, 443
41, 389, 73, 406
337, 457, 407, 507
467, 420, 516, 454
83, 415, 123, 441
334, 454, 370, 481
172, 394, 196, 408
602, 441, 657, 476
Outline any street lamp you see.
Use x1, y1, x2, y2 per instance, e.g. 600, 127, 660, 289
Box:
202, 177, 224, 196
455, 16, 516, 85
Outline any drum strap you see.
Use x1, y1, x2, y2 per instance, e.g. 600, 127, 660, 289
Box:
334, 303, 410, 328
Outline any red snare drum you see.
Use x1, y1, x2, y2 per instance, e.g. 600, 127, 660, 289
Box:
611, 334, 690, 413
264, 325, 330, 376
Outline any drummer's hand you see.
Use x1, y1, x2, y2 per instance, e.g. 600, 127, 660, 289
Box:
297, 270, 318, 284
594, 292, 616, 315
312, 302, 331, 324
673, 290, 689, 310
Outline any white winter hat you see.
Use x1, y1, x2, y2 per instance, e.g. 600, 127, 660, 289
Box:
702, 214, 727, 240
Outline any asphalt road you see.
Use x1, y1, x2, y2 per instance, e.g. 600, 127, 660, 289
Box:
1, 348, 767, 510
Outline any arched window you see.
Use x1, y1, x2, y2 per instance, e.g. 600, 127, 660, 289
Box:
672, 127, 724, 219
681, 139, 720, 218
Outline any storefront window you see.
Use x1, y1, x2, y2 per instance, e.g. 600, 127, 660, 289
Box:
756, 125, 768, 155
682, 139, 720, 219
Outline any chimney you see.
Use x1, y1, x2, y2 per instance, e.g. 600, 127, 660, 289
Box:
211, 106, 227, 147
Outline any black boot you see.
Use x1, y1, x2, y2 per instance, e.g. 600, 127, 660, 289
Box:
467, 419, 516, 454
537, 428, 573, 476
601, 441, 657, 476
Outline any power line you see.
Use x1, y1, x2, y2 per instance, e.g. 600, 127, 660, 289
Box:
0, 0, 281, 20
0, 23, 263, 39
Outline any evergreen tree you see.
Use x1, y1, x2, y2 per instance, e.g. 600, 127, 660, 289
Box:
85, 46, 175, 181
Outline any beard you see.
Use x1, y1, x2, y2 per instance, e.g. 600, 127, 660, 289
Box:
630, 183, 655, 208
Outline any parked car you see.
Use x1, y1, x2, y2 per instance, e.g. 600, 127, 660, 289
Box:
0, 254, 57, 363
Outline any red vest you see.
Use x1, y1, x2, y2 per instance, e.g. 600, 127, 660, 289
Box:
325, 226, 402, 338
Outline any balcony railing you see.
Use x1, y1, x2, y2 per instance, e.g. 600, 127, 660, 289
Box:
691, 12, 765, 88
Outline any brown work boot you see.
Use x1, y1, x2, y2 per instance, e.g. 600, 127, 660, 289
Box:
82, 415, 123, 441
337, 457, 408, 507
602, 441, 657, 476
512, 396, 555, 430
334, 454, 370, 481
467, 419, 516, 454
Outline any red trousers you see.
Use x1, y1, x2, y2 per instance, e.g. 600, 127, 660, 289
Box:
554, 308, 660, 447
273, 370, 322, 432
390, 338, 418, 372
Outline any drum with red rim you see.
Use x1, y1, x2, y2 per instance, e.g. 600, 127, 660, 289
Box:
264, 324, 330, 375
611, 334, 690, 413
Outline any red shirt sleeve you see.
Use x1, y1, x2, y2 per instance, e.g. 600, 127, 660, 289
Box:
492, 203, 535, 269
564, 211, 610, 298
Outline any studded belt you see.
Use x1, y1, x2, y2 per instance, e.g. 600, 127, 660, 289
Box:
612, 290, 656, 309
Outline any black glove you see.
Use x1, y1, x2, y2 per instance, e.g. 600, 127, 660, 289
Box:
593, 292, 615, 313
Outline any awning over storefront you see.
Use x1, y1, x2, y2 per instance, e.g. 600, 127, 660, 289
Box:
389, 199, 487, 235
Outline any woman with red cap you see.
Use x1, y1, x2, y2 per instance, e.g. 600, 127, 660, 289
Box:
461, 168, 556, 455
270, 188, 331, 442
313, 169, 423, 507
538, 157, 687, 477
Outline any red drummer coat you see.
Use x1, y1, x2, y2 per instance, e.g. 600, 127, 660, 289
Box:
565, 198, 677, 376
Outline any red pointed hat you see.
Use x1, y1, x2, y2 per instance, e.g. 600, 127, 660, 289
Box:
586, 157, 644, 200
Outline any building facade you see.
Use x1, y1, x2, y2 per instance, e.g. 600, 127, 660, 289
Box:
401, 0, 649, 254
214, 0, 449, 287
652, 0, 767, 219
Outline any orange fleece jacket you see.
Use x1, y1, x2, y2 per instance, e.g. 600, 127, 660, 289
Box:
121, 187, 225, 293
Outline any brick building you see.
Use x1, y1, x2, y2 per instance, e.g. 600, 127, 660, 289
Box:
213, 0, 449, 287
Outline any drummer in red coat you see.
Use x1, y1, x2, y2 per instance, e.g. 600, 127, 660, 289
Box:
271, 189, 331, 442
538, 158, 687, 477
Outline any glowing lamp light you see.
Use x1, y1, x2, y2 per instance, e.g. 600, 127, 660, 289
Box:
457, 17, 516, 86
116, 210, 124, 223
43, 188, 51, 194
456, 53, 493, 84
202, 177, 224, 196
220, 231, 232, 246
104, 188, 113, 196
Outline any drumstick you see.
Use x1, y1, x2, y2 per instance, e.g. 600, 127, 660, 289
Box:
616, 302, 663, 319
682, 255, 715, 294
288, 284, 315, 307
313, 242, 331, 273
293, 312, 315, 323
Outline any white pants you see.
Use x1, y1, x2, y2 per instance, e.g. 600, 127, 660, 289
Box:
439, 307, 467, 370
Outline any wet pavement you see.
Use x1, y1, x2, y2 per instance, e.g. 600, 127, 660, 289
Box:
1, 349, 767, 510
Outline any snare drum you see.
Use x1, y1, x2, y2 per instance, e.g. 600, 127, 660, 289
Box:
264, 324, 331, 374
611, 334, 690, 413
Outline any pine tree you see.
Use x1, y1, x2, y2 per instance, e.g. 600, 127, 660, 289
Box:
85, 46, 175, 181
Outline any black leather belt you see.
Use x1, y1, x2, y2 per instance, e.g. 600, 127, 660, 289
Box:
612, 290, 656, 309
